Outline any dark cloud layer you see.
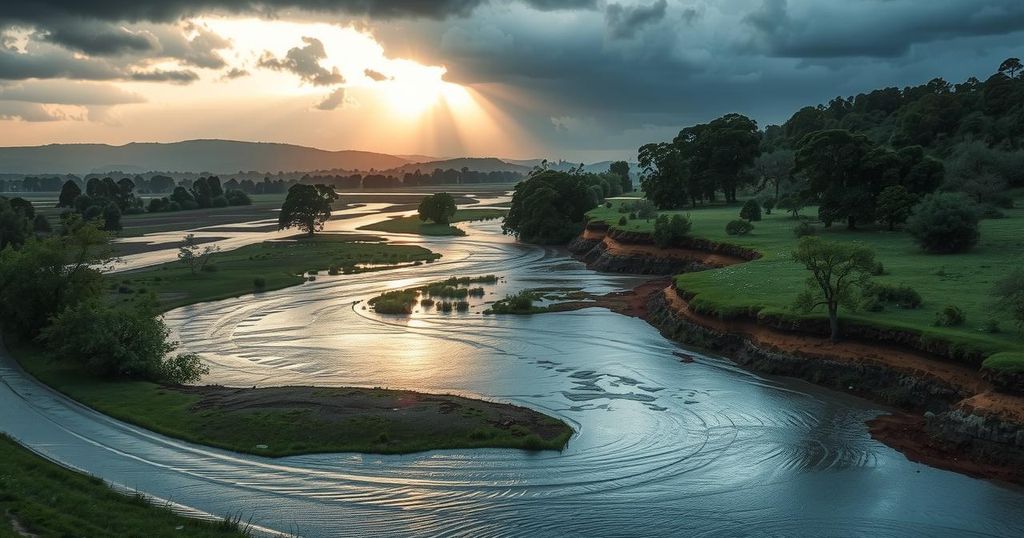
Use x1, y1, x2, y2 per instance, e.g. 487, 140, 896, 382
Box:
257, 36, 344, 86
606, 0, 667, 39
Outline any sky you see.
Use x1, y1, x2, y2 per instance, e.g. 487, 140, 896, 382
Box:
1, 1, 1022, 162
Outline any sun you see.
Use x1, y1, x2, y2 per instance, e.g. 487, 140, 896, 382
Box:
376, 62, 472, 119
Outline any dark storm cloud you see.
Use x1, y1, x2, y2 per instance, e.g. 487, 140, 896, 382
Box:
40, 20, 157, 55
605, 0, 667, 40
744, 0, 1024, 58
257, 36, 344, 86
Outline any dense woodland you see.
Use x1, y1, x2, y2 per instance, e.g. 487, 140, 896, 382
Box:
639, 58, 1024, 231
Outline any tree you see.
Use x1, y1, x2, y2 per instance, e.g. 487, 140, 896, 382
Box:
739, 199, 761, 222
998, 57, 1022, 78
777, 193, 805, 218
57, 180, 81, 208
638, 142, 690, 209
792, 237, 876, 342
906, 193, 980, 253
794, 130, 878, 229
753, 150, 794, 200
418, 192, 457, 224
652, 214, 691, 248
33, 214, 51, 234
0, 219, 110, 338
177, 234, 219, 274
0, 196, 32, 249
502, 170, 596, 244
102, 203, 122, 231
609, 161, 631, 193
684, 113, 761, 203
40, 300, 207, 383
278, 183, 338, 236
993, 269, 1024, 332
875, 185, 916, 230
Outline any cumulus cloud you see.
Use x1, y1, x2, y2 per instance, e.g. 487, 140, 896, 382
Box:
0, 101, 80, 122
363, 68, 389, 81
257, 36, 343, 86
220, 67, 249, 79
316, 87, 346, 110
605, 0, 667, 40
40, 20, 158, 55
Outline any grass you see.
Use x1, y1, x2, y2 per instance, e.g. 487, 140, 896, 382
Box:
11, 342, 571, 456
112, 233, 440, 310
359, 208, 506, 236
0, 433, 246, 537
367, 275, 499, 315
587, 198, 1024, 369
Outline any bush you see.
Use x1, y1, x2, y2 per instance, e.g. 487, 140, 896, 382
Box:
993, 269, 1024, 331
328, 265, 340, 275
871, 261, 886, 276
652, 214, 692, 248
618, 216, 627, 225
201, 263, 218, 272
420, 298, 435, 307
864, 282, 921, 309
631, 199, 658, 220
455, 301, 470, 312
253, 277, 266, 291
762, 197, 776, 215
793, 221, 816, 237
725, 219, 754, 236
225, 190, 252, 206
604, 202, 612, 208
211, 196, 228, 208
934, 305, 965, 327
39, 301, 205, 383
739, 199, 762, 222
906, 193, 980, 254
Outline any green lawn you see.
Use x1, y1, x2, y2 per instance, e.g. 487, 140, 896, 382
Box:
588, 199, 1024, 370
0, 433, 246, 538
359, 208, 506, 236
112, 233, 440, 310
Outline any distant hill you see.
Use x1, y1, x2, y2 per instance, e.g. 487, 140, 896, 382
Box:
0, 139, 410, 175
385, 157, 532, 175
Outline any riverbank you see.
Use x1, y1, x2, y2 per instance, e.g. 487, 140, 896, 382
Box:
0, 433, 247, 537
569, 225, 1024, 484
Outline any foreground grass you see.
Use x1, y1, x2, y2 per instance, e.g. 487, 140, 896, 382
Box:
0, 434, 246, 538
359, 208, 506, 236
588, 199, 1024, 368
112, 233, 440, 310
12, 342, 570, 456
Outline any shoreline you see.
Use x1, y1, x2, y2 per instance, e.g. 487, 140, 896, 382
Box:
570, 227, 1024, 485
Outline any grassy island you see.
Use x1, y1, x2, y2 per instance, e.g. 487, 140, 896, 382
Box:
359, 208, 506, 236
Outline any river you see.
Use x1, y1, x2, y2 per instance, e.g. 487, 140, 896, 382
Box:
2, 200, 1024, 537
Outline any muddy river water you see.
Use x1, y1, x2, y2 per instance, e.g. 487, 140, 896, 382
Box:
2, 200, 1024, 537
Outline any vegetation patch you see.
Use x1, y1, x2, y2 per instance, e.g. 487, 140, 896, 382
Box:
360, 208, 506, 236
368, 275, 500, 315
0, 433, 247, 537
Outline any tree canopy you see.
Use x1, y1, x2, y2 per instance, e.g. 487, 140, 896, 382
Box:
502, 170, 605, 244
418, 192, 457, 224
278, 183, 338, 236
792, 237, 876, 342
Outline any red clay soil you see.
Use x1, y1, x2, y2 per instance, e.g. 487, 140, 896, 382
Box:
602, 237, 747, 268
868, 413, 1024, 484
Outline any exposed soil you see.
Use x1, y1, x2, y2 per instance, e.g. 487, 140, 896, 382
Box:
867, 413, 1024, 484
567, 226, 1024, 485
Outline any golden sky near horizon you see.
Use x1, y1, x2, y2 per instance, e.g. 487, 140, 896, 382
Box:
0, 18, 541, 159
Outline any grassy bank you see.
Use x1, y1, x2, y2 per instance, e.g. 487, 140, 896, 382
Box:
0, 433, 246, 537
12, 342, 571, 456
359, 208, 506, 236
587, 199, 1024, 369
112, 233, 440, 310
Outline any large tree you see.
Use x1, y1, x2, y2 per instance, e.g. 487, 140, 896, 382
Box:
794, 130, 879, 229
57, 180, 81, 208
792, 237, 876, 342
418, 192, 457, 224
502, 170, 596, 244
609, 161, 631, 193
278, 183, 338, 236
638, 142, 691, 209
683, 113, 761, 203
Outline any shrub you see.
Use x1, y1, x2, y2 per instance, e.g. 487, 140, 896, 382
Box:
211, 196, 228, 208
762, 197, 776, 215
652, 214, 692, 248
420, 298, 435, 307
604, 202, 612, 208
934, 305, 965, 327
906, 193, 979, 254
253, 277, 266, 291
864, 282, 921, 309
39, 301, 205, 383
993, 269, 1024, 331
201, 263, 218, 272
618, 216, 627, 225
870, 261, 886, 276
632, 199, 658, 220
328, 265, 340, 275
793, 221, 816, 237
439, 301, 454, 313
455, 301, 470, 312
725, 219, 753, 236
739, 199, 762, 222
979, 205, 1005, 219
225, 189, 252, 206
